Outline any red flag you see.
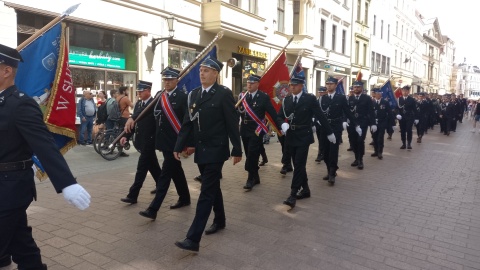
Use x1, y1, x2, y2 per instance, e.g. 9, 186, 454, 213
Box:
258, 52, 290, 134
394, 87, 403, 98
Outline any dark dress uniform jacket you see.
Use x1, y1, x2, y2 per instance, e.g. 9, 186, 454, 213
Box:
398, 96, 419, 119
0, 86, 77, 211
154, 88, 189, 152
441, 102, 455, 119
347, 94, 375, 127
174, 83, 242, 164
128, 97, 156, 152
240, 90, 282, 137
278, 93, 332, 147
373, 99, 394, 126
320, 94, 356, 132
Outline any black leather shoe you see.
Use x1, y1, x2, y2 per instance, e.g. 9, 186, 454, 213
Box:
407, 144, 412, 150
243, 179, 253, 190
347, 147, 353, 151
175, 238, 199, 252
351, 160, 359, 167
139, 208, 157, 220
378, 153, 383, 160
119, 152, 129, 157
120, 197, 137, 204
170, 201, 191, 209
315, 154, 323, 162
357, 160, 364, 170
371, 152, 378, 157
280, 167, 287, 175
283, 195, 296, 208
150, 189, 157, 194
0, 255, 11, 267
328, 174, 336, 185
322, 175, 330, 180
205, 223, 225, 235
296, 190, 311, 199
259, 158, 268, 166
400, 144, 406, 149
194, 175, 203, 182
369, 141, 374, 145
387, 135, 392, 140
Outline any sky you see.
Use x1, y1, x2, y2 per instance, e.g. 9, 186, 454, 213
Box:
416, 0, 480, 65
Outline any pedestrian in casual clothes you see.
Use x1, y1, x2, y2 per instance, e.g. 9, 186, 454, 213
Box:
116, 86, 133, 157
77, 90, 97, 145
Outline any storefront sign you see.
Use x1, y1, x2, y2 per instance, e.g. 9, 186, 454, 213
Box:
334, 66, 346, 72
238, 46, 267, 59
69, 46, 126, 70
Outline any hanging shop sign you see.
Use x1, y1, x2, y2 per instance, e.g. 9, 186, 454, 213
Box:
69, 46, 126, 70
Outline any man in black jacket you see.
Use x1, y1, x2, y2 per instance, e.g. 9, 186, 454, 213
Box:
277, 74, 336, 208
0, 43, 90, 270
137, 68, 191, 220
238, 74, 283, 190
415, 92, 429, 143
396, 85, 419, 149
120, 81, 161, 204
371, 87, 394, 159
173, 57, 242, 252
347, 81, 376, 169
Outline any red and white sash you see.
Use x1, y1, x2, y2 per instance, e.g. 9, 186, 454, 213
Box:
161, 92, 182, 134
242, 97, 268, 136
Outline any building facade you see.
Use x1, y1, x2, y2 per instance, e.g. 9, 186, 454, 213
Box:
350, 0, 371, 88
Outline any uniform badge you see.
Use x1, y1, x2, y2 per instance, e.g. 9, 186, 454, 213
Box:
19, 93, 24, 97
193, 103, 196, 108
173, 93, 176, 97
355, 113, 359, 118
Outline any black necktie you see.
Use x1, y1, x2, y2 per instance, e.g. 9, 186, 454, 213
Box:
202, 90, 207, 99
356, 95, 359, 100
247, 93, 252, 102
294, 96, 298, 105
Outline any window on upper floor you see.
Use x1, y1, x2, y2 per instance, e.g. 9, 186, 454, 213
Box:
357, 0, 361, 22
388, 24, 390, 42
229, 0, 239, 6
381, 20, 384, 39
344, 0, 348, 6
363, 43, 368, 65
355, 41, 360, 64
293, 0, 300, 34
332, 25, 337, 51
395, 21, 398, 36
364, 2, 369, 24
373, 15, 376, 35
371, 52, 375, 70
320, 19, 326, 47
277, 0, 285, 32
342, 30, 347, 54
248, 0, 257, 14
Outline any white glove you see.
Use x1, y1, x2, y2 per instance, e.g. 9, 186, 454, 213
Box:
281, 123, 289, 135
371, 125, 377, 133
342, 122, 349, 130
327, 133, 336, 144
392, 126, 396, 131
396, 114, 402, 120
355, 126, 362, 137
312, 125, 316, 133
63, 184, 91, 210
414, 119, 419, 125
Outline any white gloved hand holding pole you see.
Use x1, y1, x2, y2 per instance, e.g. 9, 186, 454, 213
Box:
396, 114, 402, 120
342, 122, 349, 130
63, 184, 91, 210
370, 125, 377, 133
355, 126, 362, 137
327, 133, 336, 144
281, 123, 290, 135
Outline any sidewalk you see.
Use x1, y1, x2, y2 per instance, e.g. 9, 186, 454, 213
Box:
2, 120, 480, 270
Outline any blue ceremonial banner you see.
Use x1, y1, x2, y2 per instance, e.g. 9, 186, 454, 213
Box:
336, 77, 345, 95
381, 80, 398, 108
292, 63, 307, 93
178, 45, 217, 92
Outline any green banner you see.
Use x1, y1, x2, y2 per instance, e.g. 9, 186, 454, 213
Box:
69, 46, 125, 70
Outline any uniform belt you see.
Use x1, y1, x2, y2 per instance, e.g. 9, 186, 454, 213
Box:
242, 120, 257, 124
0, 159, 34, 172
327, 117, 343, 123
290, 124, 308, 130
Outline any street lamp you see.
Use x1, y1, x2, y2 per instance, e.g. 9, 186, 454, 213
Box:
151, 14, 175, 52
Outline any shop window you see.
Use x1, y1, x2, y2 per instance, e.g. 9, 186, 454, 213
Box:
168, 44, 201, 70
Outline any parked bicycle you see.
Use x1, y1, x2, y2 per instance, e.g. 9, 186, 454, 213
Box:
93, 125, 129, 160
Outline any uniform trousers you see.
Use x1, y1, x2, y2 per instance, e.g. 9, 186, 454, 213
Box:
186, 162, 225, 243
322, 127, 343, 175
126, 147, 161, 200
347, 125, 368, 161
148, 151, 190, 211
278, 135, 292, 168
315, 123, 324, 159
372, 123, 387, 154
416, 118, 427, 137
241, 135, 262, 175
288, 144, 310, 194
399, 117, 414, 143
0, 204, 45, 270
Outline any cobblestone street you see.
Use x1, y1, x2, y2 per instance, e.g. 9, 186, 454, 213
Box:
2, 120, 480, 270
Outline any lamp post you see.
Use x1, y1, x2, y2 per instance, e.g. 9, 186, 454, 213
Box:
151, 14, 175, 52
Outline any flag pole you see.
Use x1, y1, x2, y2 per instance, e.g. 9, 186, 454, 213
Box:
289, 50, 304, 77
108, 31, 225, 149
235, 36, 294, 108
17, 3, 80, 51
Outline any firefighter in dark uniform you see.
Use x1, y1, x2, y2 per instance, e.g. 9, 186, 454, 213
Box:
320, 77, 359, 184
440, 94, 455, 135
415, 92, 429, 143
238, 74, 283, 190
120, 80, 161, 204
136, 68, 191, 220
0, 44, 90, 269
371, 87, 394, 159
347, 81, 376, 170
173, 57, 242, 252
396, 85, 419, 149
277, 74, 335, 208
314, 86, 328, 163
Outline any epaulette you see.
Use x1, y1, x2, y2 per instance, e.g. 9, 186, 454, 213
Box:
12, 90, 27, 99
